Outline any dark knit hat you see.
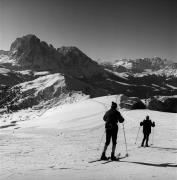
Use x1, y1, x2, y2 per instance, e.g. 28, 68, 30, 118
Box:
146, 115, 149, 120
111, 101, 117, 108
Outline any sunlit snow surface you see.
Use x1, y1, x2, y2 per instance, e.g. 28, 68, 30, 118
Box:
0, 95, 177, 180
0, 55, 16, 66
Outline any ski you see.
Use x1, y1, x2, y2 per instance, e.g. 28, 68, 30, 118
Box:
102, 154, 128, 164
138, 145, 152, 148
88, 157, 110, 163
88, 153, 121, 163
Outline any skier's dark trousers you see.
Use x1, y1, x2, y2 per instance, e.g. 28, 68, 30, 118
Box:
140, 115, 155, 147
101, 102, 124, 160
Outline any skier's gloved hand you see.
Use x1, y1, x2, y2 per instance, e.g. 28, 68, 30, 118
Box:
152, 121, 155, 127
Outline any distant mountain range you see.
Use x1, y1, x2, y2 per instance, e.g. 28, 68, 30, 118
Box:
0, 34, 177, 109
100, 57, 177, 75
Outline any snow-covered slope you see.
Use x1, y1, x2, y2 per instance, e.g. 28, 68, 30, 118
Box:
19, 73, 66, 96
0, 95, 177, 180
0, 54, 16, 66
14, 73, 89, 109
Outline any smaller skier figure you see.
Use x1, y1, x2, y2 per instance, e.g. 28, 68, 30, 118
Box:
140, 115, 155, 147
101, 102, 124, 160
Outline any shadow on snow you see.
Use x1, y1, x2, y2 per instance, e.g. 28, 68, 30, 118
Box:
149, 146, 177, 153
119, 161, 177, 168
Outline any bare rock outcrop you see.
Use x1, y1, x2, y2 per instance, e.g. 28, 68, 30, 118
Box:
147, 96, 177, 113
119, 94, 146, 109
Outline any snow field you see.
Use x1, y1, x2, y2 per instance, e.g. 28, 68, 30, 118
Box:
0, 95, 177, 180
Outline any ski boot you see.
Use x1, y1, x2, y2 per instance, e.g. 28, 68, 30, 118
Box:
111, 153, 119, 161
101, 152, 109, 160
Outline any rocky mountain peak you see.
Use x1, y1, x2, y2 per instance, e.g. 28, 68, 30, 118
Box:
10, 34, 40, 53
9, 34, 61, 70
7, 34, 104, 79
57, 46, 81, 56
57, 46, 99, 67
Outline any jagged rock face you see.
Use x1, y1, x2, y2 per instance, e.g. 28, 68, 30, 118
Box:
9, 35, 104, 79
57, 46, 104, 79
10, 34, 61, 70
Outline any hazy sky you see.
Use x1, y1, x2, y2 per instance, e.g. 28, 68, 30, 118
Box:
0, 0, 176, 61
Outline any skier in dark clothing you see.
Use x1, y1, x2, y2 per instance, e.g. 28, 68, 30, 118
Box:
140, 115, 155, 147
101, 102, 124, 160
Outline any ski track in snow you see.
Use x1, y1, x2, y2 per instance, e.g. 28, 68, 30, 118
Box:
0, 95, 177, 180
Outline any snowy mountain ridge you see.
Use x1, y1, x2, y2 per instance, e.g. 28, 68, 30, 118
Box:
114, 57, 168, 70
101, 57, 177, 77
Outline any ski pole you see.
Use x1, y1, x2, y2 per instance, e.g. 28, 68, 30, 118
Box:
97, 130, 105, 151
151, 127, 154, 145
122, 123, 129, 157
135, 126, 141, 144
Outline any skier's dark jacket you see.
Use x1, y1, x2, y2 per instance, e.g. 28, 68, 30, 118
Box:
103, 108, 124, 129
140, 118, 155, 134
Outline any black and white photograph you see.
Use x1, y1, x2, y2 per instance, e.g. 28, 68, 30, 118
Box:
0, 0, 177, 179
